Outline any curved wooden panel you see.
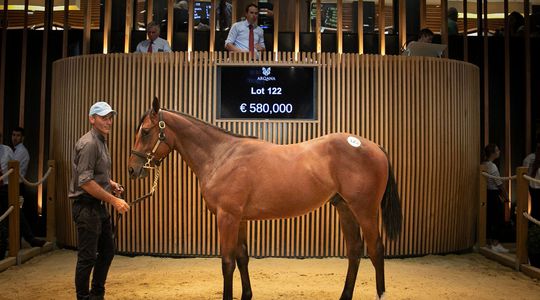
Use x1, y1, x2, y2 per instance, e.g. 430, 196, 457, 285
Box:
51, 52, 480, 257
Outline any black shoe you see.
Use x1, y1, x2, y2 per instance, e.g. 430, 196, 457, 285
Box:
29, 238, 46, 247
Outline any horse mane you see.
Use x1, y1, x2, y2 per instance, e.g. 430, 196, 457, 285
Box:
161, 108, 258, 139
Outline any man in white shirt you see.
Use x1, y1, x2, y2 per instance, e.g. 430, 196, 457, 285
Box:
11, 127, 29, 179
225, 4, 265, 55
0, 132, 14, 259
135, 22, 172, 53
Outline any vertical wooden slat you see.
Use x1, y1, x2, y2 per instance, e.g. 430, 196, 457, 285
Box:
503, 0, 511, 202
316, 0, 321, 53
147, 0, 153, 25
273, 0, 279, 54
294, 0, 300, 57
398, 0, 406, 53
357, 0, 363, 54
62, 0, 69, 58
420, 0, 426, 29
441, 0, 448, 57
482, 0, 489, 146
187, 0, 194, 52
463, 0, 468, 62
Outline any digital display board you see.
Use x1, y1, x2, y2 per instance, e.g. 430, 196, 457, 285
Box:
217, 65, 317, 120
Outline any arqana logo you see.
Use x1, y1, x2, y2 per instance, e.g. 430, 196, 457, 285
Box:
262, 67, 271, 76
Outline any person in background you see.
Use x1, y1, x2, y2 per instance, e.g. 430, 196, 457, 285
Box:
523, 134, 540, 220
482, 144, 510, 253
225, 4, 265, 55
69, 101, 130, 299
448, 7, 458, 35
135, 21, 172, 53
217, 0, 233, 31
11, 127, 45, 248
174, 0, 189, 32
0, 132, 14, 260
417, 28, 434, 43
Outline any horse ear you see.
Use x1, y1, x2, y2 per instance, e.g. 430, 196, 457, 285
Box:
152, 97, 160, 114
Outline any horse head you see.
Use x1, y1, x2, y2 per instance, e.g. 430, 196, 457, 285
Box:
128, 97, 173, 179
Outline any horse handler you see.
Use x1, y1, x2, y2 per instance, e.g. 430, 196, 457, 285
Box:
68, 101, 130, 300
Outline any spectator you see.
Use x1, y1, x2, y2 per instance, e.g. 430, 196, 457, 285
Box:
69, 101, 130, 299
448, 7, 459, 35
135, 21, 172, 53
0, 132, 14, 260
418, 28, 434, 43
225, 4, 265, 55
11, 127, 45, 248
482, 144, 510, 253
523, 135, 540, 220
174, 0, 188, 32
217, 0, 233, 31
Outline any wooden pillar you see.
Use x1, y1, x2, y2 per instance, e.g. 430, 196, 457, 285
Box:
482, 0, 489, 146
398, 0, 406, 54
515, 167, 529, 269
0, 0, 9, 136
463, 0, 468, 62
124, 0, 132, 53
316, 0, 321, 53
63, 0, 69, 57
357, 0, 363, 54
337, 0, 343, 54
103, 0, 112, 53
379, 0, 385, 55
441, 0, 448, 57
168, 0, 174, 47
524, 0, 531, 151
19, 0, 29, 126
503, 0, 512, 206
273, 0, 279, 54
294, 0, 300, 56
147, 0, 154, 25
83, 0, 92, 54
7, 161, 20, 257
188, 0, 194, 52
209, 0, 216, 52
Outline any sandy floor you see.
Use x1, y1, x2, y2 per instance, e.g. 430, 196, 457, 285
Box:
0, 250, 539, 299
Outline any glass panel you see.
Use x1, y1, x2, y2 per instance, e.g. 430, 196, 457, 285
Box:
194, 0, 211, 31
215, 0, 232, 31
153, 0, 167, 32
135, 0, 147, 30
258, 0, 274, 32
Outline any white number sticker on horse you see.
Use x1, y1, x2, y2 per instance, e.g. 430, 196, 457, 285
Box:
347, 136, 362, 148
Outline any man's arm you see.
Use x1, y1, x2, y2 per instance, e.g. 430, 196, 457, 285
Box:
163, 39, 172, 52
225, 23, 244, 52
81, 180, 129, 213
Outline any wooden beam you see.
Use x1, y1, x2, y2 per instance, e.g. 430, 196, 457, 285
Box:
463, 0, 468, 62
187, 0, 194, 52
398, 0, 406, 53
483, 0, 489, 146
168, 0, 174, 46
504, 0, 511, 194
524, 0, 531, 151
441, 0, 448, 57
147, 0, 153, 25
316, 0, 321, 53
209, 0, 216, 52
337, 0, 343, 54
420, 0, 426, 29
83, 0, 92, 54
295, 0, 300, 56
273, 0, 279, 54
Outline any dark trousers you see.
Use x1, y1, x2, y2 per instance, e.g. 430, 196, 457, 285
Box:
72, 196, 115, 300
530, 187, 540, 221
486, 189, 505, 242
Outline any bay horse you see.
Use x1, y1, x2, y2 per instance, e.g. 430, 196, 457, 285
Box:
128, 98, 402, 300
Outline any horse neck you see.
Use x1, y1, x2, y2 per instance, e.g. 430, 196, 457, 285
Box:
164, 111, 238, 178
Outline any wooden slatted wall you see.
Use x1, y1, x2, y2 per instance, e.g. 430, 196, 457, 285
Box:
51, 51, 480, 257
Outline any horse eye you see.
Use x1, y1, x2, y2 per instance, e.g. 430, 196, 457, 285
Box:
141, 129, 150, 137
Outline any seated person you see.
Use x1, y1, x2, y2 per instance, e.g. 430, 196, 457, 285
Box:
136, 22, 172, 53
417, 28, 434, 43
225, 4, 265, 54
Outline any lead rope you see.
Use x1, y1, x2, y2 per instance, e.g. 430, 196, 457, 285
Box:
113, 167, 161, 246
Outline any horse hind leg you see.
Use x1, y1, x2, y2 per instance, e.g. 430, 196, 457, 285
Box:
356, 214, 385, 299
330, 194, 363, 300
236, 221, 253, 300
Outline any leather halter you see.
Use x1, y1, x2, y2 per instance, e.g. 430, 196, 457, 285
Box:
130, 110, 172, 169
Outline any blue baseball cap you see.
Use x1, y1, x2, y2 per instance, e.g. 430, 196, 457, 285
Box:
89, 102, 117, 116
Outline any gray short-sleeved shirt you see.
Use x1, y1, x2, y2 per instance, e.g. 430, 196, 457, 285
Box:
68, 128, 111, 198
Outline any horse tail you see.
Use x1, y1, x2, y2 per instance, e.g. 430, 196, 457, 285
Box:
379, 146, 402, 240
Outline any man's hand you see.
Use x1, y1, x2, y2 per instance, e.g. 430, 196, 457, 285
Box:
255, 44, 265, 51
110, 180, 124, 197
113, 197, 130, 214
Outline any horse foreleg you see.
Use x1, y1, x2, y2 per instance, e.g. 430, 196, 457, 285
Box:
358, 217, 385, 299
217, 210, 241, 300
236, 221, 253, 300
331, 195, 363, 300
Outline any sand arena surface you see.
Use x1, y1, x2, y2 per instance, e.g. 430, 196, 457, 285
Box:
0, 249, 539, 299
